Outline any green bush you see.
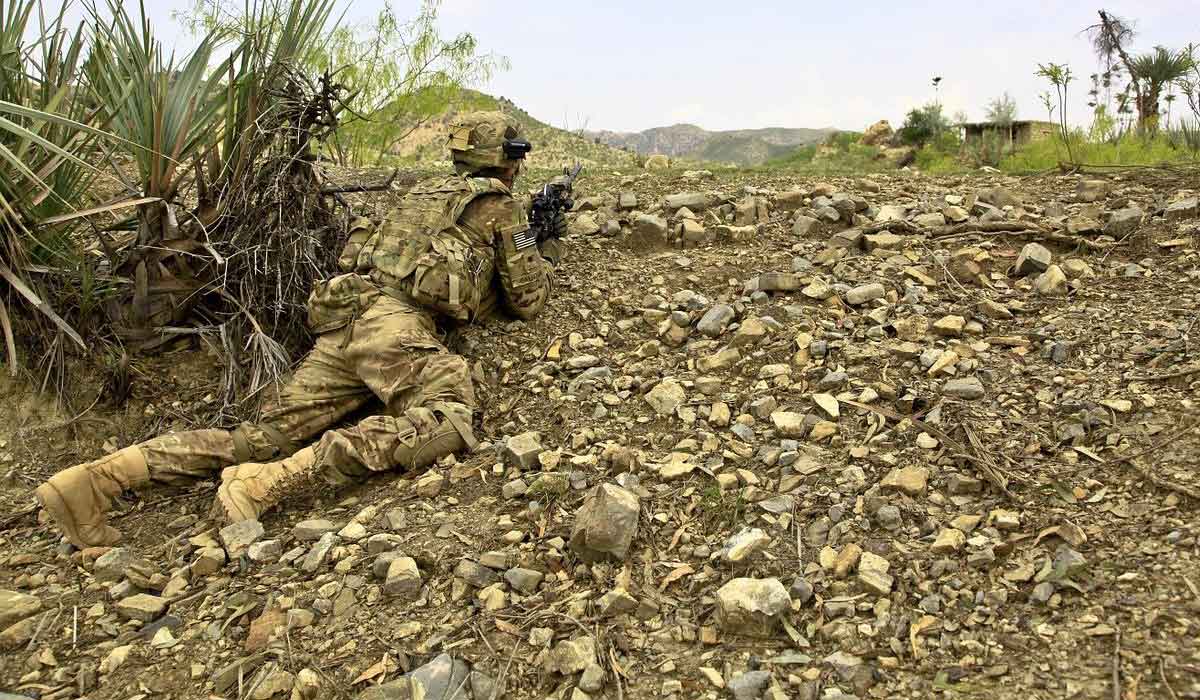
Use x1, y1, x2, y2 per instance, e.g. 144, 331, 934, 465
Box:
899, 103, 952, 146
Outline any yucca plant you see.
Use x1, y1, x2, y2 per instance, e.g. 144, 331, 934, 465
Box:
83, 0, 238, 349
0, 0, 114, 377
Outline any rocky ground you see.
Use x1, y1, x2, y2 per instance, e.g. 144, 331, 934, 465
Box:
2, 165, 1199, 700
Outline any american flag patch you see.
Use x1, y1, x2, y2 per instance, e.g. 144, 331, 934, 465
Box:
512, 228, 538, 251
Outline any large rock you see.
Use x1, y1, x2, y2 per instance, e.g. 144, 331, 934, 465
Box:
645, 379, 686, 416
776, 190, 806, 212
1075, 179, 1109, 203
1035, 264, 1068, 296
1165, 197, 1199, 220
1104, 207, 1143, 236
715, 578, 790, 637
0, 590, 41, 628
734, 196, 769, 225
630, 213, 669, 249
643, 154, 670, 170
383, 557, 422, 599
504, 432, 544, 470
697, 305, 736, 337
791, 214, 820, 237
859, 119, 894, 146
570, 484, 640, 562
1014, 242, 1051, 275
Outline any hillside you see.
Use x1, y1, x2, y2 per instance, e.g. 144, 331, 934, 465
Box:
587, 123, 838, 165
388, 89, 639, 172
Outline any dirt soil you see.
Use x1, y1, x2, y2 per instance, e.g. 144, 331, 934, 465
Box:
1, 166, 1199, 700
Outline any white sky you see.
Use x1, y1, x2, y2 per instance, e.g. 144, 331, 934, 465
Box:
53, 0, 1200, 133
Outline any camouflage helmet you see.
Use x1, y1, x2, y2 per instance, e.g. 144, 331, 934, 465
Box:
447, 111, 528, 175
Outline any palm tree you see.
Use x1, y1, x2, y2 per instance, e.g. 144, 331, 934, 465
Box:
1128, 46, 1196, 130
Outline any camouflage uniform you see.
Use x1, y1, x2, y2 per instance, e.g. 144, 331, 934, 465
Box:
36, 112, 559, 547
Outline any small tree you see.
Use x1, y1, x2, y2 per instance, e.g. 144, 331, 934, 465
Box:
898, 103, 951, 147
985, 91, 1019, 153
1036, 63, 1075, 163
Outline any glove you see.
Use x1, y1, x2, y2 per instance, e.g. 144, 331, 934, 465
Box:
540, 237, 564, 268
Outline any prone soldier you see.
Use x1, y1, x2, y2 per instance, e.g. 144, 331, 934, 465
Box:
35, 111, 567, 549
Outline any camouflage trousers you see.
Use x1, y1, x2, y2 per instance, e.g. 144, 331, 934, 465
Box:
136, 295, 475, 489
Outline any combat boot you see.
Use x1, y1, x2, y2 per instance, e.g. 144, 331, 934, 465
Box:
35, 447, 151, 549
213, 446, 317, 524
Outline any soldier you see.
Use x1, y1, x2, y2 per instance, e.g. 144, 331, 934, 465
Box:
35, 111, 565, 549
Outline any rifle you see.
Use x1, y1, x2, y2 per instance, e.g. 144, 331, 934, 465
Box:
529, 162, 583, 243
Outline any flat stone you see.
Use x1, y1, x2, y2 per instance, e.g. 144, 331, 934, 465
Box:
191, 547, 226, 577
720, 528, 771, 564
503, 568, 544, 594
545, 636, 596, 675
247, 540, 281, 563
293, 520, 336, 541
219, 520, 265, 557
453, 559, 499, 588
857, 551, 893, 595
933, 315, 965, 336
943, 376, 985, 400
1165, 197, 1198, 220
115, 594, 166, 622
0, 590, 41, 628
1105, 207, 1143, 236
93, 547, 132, 583
882, 466, 928, 496
770, 411, 807, 438
300, 533, 338, 574
846, 283, 885, 306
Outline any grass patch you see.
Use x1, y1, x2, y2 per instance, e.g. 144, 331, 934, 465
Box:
1000, 132, 1200, 172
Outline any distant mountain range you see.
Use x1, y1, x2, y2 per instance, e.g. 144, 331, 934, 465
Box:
585, 124, 839, 165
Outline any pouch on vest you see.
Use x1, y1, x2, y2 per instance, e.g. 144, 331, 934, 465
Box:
306, 273, 381, 334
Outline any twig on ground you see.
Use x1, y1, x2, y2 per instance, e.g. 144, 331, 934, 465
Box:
1112, 627, 1121, 700
842, 400, 1016, 499
1098, 422, 1200, 500
1160, 657, 1181, 700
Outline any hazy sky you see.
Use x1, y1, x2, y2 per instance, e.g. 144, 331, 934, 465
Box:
58, 0, 1199, 133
